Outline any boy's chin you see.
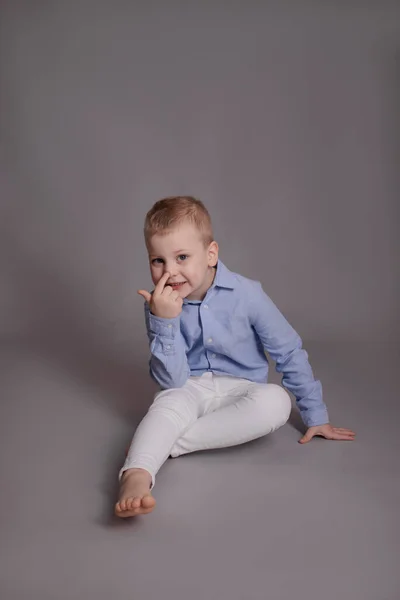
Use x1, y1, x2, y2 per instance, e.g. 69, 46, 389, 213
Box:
183, 286, 196, 300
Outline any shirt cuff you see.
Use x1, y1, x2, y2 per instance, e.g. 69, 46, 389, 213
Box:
148, 313, 181, 339
301, 407, 330, 428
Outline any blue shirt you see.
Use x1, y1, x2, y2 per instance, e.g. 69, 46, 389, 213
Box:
144, 260, 329, 428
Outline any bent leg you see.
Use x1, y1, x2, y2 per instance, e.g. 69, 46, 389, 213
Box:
170, 383, 291, 458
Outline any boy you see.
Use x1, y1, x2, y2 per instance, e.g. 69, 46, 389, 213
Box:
115, 196, 355, 518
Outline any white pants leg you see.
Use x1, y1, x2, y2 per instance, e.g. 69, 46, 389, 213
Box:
120, 372, 216, 487
120, 373, 291, 488
170, 375, 291, 457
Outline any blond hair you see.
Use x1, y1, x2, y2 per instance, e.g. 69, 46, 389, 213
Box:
144, 196, 214, 248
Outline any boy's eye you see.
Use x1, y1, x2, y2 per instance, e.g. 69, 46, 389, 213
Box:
151, 255, 188, 265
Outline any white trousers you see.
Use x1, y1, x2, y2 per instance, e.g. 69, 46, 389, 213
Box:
120, 372, 292, 488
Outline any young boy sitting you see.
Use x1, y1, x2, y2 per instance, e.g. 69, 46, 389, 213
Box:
115, 196, 355, 518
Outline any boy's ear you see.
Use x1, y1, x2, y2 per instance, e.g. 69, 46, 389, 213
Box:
208, 241, 219, 267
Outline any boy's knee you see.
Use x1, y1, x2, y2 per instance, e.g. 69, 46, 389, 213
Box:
257, 384, 292, 427
270, 384, 292, 417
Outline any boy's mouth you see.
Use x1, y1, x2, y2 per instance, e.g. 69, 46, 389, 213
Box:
169, 281, 186, 289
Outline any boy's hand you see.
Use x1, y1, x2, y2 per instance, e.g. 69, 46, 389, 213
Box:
299, 423, 356, 444
138, 272, 183, 319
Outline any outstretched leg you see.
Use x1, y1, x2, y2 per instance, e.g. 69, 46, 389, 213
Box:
115, 375, 214, 518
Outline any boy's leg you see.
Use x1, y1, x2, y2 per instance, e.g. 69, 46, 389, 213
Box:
115, 374, 215, 517
170, 379, 291, 458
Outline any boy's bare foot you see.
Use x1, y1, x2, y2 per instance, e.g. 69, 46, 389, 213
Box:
115, 468, 156, 518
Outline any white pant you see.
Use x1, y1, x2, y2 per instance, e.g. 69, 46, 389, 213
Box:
120, 372, 292, 488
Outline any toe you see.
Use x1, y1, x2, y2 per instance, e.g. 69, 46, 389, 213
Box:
133, 497, 142, 509
142, 495, 155, 509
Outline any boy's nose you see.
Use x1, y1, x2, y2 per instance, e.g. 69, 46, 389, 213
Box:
164, 265, 178, 277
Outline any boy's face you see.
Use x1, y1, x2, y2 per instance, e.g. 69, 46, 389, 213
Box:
147, 223, 219, 301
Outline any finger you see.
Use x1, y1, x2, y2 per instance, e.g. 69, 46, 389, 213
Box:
332, 430, 356, 438
154, 272, 170, 296
328, 432, 355, 441
334, 428, 356, 435
162, 285, 173, 296
137, 290, 152, 303
170, 290, 180, 301
299, 431, 314, 444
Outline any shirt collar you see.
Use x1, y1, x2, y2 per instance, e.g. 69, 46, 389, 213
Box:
212, 260, 236, 290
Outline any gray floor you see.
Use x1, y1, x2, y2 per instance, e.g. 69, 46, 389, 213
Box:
1, 341, 399, 600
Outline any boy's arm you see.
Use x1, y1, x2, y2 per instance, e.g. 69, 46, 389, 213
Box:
250, 282, 329, 428
144, 303, 191, 389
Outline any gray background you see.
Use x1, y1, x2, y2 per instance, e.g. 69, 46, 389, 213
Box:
1, 2, 399, 600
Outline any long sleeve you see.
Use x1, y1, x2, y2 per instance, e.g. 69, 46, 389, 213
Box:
144, 303, 191, 389
250, 282, 329, 427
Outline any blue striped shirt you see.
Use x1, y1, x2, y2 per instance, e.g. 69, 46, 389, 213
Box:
144, 260, 329, 427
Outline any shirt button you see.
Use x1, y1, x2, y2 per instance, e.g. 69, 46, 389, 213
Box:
203, 304, 209, 309
167, 324, 172, 328
166, 345, 171, 349
207, 337, 213, 344
211, 353, 216, 358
